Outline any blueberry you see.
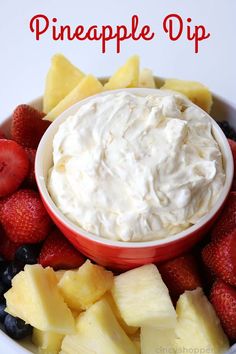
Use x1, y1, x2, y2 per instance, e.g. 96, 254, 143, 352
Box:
0, 281, 7, 302
4, 314, 32, 339
1, 261, 24, 288
217, 120, 236, 141
15, 245, 39, 265
0, 255, 5, 266
0, 303, 7, 323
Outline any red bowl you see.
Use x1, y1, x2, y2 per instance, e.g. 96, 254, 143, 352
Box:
35, 88, 234, 270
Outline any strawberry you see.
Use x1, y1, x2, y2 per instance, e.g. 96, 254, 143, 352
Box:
0, 226, 21, 261
24, 148, 37, 188
39, 229, 85, 270
202, 231, 236, 287
211, 192, 236, 242
210, 279, 236, 341
0, 189, 52, 243
228, 139, 236, 178
159, 254, 202, 302
0, 129, 6, 139
11, 105, 51, 149
0, 139, 29, 197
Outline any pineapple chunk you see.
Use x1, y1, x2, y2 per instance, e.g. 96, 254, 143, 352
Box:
61, 299, 139, 354
111, 264, 176, 328
130, 330, 141, 353
4, 265, 75, 334
139, 68, 155, 88
175, 288, 229, 354
46, 75, 103, 121
141, 327, 176, 354
58, 260, 113, 311
161, 78, 213, 113
43, 54, 85, 113
32, 328, 64, 354
104, 55, 139, 90
55, 270, 66, 282
102, 292, 138, 335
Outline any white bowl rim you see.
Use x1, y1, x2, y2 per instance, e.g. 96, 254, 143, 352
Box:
35, 88, 234, 248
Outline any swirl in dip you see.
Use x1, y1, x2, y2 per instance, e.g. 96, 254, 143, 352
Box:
48, 91, 225, 242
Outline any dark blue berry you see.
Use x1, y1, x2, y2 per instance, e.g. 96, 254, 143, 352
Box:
0, 303, 7, 323
0, 281, 7, 301
217, 120, 236, 141
4, 314, 32, 339
15, 244, 39, 265
0, 255, 5, 266
1, 261, 24, 288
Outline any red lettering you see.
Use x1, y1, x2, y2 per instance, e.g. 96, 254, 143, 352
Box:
86, 26, 102, 40
141, 25, 155, 40
29, 14, 49, 40
163, 14, 183, 41
74, 26, 85, 39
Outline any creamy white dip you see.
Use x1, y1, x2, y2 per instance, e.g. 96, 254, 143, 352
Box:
48, 91, 225, 242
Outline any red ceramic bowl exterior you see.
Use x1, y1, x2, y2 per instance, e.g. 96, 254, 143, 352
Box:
39, 188, 225, 271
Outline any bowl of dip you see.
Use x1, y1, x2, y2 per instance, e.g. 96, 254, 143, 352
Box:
35, 88, 234, 270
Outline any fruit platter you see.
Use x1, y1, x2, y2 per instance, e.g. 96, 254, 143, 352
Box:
0, 54, 236, 354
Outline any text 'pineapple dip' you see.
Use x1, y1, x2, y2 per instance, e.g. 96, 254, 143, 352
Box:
48, 91, 225, 242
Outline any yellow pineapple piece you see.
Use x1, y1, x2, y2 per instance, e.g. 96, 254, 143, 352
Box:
58, 260, 113, 311
32, 328, 64, 354
130, 330, 141, 353
139, 68, 155, 88
4, 265, 75, 334
43, 54, 85, 113
104, 55, 139, 90
55, 270, 66, 282
61, 298, 139, 354
102, 292, 138, 335
112, 264, 176, 328
175, 288, 229, 354
141, 327, 176, 354
161, 78, 213, 113
46, 75, 103, 121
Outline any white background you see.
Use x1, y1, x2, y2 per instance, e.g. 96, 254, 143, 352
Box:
0, 0, 236, 120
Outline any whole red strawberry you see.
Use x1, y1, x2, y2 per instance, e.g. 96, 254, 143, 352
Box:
159, 254, 202, 302
210, 279, 236, 341
202, 231, 236, 286
228, 139, 236, 178
0, 129, 6, 139
24, 148, 37, 188
0, 139, 29, 197
0, 226, 21, 261
211, 192, 236, 242
0, 189, 52, 243
11, 105, 51, 149
39, 229, 85, 270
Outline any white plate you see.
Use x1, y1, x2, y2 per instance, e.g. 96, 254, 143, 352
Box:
0, 90, 236, 353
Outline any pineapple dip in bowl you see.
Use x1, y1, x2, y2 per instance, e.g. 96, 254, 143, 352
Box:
36, 88, 233, 269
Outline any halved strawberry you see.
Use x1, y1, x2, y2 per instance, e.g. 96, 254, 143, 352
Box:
159, 254, 202, 302
0, 189, 52, 243
0, 139, 29, 197
211, 192, 236, 242
24, 148, 37, 188
39, 229, 85, 270
11, 105, 51, 149
202, 231, 236, 287
210, 279, 236, 341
